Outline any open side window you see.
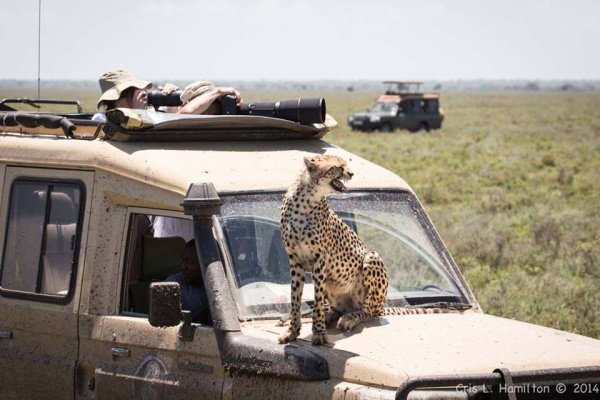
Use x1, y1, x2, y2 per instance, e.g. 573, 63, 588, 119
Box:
0, 178, 85, 303
120, 213, 192, 316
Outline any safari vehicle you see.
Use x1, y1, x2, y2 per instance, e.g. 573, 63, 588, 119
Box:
0, 97, 599, 400
347, 81, 444, 133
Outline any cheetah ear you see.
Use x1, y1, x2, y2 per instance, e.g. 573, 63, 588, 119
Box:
304, 156, 317, 172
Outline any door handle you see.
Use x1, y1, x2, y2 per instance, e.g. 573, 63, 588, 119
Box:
111, 346, 131, 358
0, 330, 13, 339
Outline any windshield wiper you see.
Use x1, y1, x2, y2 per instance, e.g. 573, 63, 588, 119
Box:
274, 302, 471, 325
276, 302, 316, 326
418, 301, 473, 311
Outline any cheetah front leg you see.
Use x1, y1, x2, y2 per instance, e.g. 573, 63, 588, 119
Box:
278, 260, 305, 344
337, 251, 388, 331
310, 260, 329, 345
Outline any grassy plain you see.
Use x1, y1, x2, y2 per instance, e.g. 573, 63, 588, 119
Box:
328, 91, 600, 339
2, 85, 599, 338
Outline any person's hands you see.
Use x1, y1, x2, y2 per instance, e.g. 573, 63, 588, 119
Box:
215, 87, 243, 105
178, 86, 243, 115
158, 82, 179, 95
155, 82, 181, 112
131, 89, 148, 109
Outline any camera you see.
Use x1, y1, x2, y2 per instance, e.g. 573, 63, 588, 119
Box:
220, 95, 326, 125
146, 91, 326, 125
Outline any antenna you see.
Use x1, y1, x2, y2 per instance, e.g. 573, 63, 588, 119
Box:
37, 0, 42, 98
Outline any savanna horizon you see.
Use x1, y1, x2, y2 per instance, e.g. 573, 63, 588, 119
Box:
1, 85, 598, 339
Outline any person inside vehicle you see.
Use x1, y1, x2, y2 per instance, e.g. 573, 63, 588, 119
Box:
92, 67, 241, 122
165, 239, 211, 324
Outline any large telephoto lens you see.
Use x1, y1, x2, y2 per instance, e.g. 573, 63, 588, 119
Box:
239, 98, 326, 125
278, 98, 326, 125
147, 90, 183, 108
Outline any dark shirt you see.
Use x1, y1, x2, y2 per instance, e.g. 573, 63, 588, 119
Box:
166, 273, 210, 324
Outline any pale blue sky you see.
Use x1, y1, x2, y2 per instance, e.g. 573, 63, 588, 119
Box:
1, 0, 598, 82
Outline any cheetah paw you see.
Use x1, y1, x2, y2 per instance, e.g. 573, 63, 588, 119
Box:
337, 316, 359, 332
311, 331, 329, 345
278, 329, 299, 344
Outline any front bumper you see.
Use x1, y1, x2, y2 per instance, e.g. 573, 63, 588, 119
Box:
348, 118, 380, 131
396, 365, 600, 400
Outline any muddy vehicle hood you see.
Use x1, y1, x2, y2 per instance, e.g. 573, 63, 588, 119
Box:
243, 312, 600, 388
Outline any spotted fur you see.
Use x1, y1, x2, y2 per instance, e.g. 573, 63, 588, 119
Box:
278, 155, 448, 345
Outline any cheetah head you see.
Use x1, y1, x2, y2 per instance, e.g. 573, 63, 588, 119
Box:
303, 155, 354, 195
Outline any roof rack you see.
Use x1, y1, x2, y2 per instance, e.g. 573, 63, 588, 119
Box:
1, 97, 84, 113
1, 111, 102, 140
382, 80, 424, 85
1, 109, 337, 142
382, 81, 423, 95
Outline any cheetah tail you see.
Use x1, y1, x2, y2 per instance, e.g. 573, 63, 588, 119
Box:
383, 307, 456, 315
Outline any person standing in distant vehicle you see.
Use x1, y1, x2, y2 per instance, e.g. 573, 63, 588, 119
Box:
92, 67, 241, 122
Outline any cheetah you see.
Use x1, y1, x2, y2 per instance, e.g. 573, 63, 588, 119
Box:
278, 155, 448, 345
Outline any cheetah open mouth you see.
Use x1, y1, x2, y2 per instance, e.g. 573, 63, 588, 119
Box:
330, 178, 348, 192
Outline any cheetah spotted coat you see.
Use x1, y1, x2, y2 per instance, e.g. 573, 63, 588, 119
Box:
278, 155, 446, 345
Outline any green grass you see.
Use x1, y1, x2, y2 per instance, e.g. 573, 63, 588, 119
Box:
2, 85, 599, 338
328, 92, 600, 338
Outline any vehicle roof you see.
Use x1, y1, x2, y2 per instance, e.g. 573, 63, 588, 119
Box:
401, 93, 440, 99
0, 133, 411, 199
376, 93, 440, 103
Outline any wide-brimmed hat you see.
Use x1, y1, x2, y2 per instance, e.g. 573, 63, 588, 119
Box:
96, 68, 152, 110
180, 81, 216, 105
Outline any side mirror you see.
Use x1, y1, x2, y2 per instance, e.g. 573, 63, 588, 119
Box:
148, 282, 182, 327
148, 282, 195, 341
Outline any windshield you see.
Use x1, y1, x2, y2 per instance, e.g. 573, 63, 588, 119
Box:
218, 191, 468, 320
369, 102, 398, 113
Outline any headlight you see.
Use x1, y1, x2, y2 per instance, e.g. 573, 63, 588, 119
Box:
369, 115, 380, 123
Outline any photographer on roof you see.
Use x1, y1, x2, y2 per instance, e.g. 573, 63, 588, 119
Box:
92, 68, 241, 122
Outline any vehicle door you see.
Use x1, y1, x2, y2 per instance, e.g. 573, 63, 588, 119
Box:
398, 99, 420, 131
424, 98, 442, 129
0, 166, 93, 399
77, 210, 228, 400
